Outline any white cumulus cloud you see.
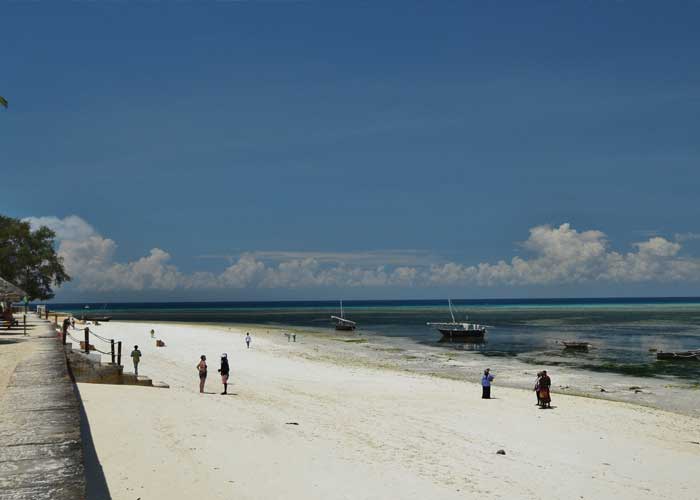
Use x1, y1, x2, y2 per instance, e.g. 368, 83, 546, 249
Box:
23, 216, 700, 293
24, 216, 184, 291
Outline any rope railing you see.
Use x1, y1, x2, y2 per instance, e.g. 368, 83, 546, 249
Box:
61, 325, 123, 366
85, 328, 113, 343
65, 332, 113, 355
64, 332, 81, 343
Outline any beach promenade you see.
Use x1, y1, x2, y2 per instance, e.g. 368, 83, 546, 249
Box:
0, 315, 86, 500
77, 321, 700, 500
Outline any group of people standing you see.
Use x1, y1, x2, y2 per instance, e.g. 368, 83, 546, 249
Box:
126, 329, 253, 395
196, 354, 230, 394
196, 333, 252, 395
480, 368, 553, 409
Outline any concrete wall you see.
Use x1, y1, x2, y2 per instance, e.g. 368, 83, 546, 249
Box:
65, 346, 124, 385
64, 344, 153, 387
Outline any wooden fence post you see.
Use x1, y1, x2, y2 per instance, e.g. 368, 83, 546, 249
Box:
117, 341, 122, 366
111, 339, 115, 364
84, 327, 90, 354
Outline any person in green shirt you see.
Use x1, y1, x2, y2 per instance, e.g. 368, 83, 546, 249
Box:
131, 345, 142, 376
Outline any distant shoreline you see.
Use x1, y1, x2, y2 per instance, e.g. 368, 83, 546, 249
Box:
76, 319, 700, 418
50, 299, 700, 389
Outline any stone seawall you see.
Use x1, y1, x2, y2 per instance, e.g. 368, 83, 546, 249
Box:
0, 318, 86, 500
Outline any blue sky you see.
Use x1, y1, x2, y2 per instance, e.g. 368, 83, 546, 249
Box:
2, 2, 700, 300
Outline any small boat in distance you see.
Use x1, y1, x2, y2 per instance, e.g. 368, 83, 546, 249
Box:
656, 349, 700, 361
559, 341, 592, 351
427, 299, 487, 342
331, 300, 356, 331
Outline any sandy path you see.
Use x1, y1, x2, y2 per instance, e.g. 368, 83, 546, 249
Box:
0, 316, 38, 397
78, 321, 700, 500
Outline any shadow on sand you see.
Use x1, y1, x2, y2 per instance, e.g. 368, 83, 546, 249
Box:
75, 386, 112, 500
0, 338, 26, 345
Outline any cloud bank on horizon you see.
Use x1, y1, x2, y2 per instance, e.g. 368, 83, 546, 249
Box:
24, 215, 700, 294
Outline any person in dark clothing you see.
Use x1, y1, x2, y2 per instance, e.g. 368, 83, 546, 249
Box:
481, 368, 495, 399
218, 353, 230, 395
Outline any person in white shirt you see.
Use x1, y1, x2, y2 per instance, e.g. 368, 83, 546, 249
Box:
245, 333, 251, 348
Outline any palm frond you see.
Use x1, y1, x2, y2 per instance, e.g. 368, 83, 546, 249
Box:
0, 96, 7, 109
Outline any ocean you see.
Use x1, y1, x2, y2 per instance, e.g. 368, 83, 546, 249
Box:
49, 298, 700, 380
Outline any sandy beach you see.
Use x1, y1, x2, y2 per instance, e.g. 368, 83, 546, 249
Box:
77, 320, 700, 500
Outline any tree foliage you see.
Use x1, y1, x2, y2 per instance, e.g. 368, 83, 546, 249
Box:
0, 215, 70, 300
0, 96, 7, 109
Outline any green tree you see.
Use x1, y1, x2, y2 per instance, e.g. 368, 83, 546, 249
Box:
0, 215, 70, 300
0, 96, 7, 108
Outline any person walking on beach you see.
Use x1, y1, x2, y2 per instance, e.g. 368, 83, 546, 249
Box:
150, 329, 155, 339
245, 333, 251, 349
131, 345, 142, 377
70, 317, 75, 329
218, 353, 230, 395
481, 368, 495, 399
538, 370, 552, 408
197, 355, 208, 393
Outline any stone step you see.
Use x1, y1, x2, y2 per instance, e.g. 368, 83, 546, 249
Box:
121, 373, 154, 387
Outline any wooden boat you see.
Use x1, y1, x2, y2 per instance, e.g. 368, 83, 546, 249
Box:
656, 350, 700, 361
82, 316, 112, 322
427, 299, 487, 342
560, 341, 592, 351
331, 300, 356, 331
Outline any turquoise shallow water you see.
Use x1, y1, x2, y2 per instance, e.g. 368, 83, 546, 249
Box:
49, 298, 700, 380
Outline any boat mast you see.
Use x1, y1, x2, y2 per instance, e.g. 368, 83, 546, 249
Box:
340, 300, 344, 320
448, 299, 456, 323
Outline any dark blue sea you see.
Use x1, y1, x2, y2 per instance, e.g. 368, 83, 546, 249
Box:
49, 298, 700, 380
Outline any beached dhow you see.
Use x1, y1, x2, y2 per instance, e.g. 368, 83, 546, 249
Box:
559, 341, 592, 351
80, 304, 112, 322
427, 299, 487, 341
656, 349, 700, 361
331, 300, 356, 331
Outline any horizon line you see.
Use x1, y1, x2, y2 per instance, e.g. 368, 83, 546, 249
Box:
40, 295, 700, 305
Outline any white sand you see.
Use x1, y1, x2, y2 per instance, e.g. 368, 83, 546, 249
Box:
77, 321, 700, 500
